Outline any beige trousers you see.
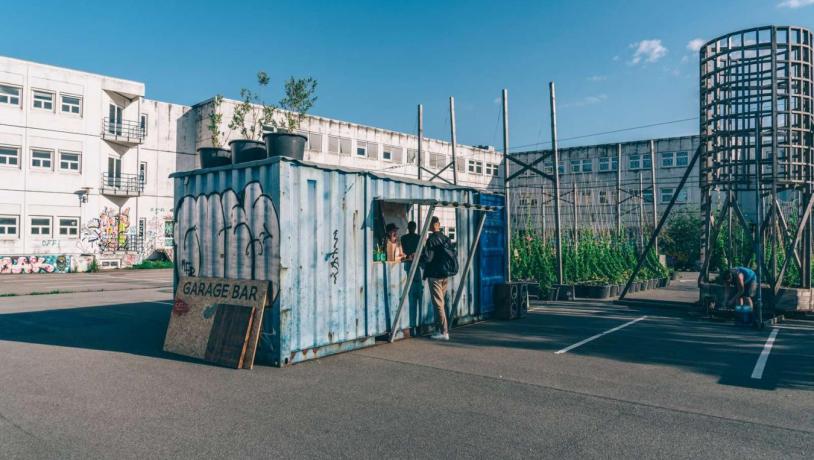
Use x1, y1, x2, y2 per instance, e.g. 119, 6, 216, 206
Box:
429, 277, 449, 334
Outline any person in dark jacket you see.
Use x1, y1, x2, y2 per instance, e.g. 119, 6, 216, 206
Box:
422, 216, 457, 340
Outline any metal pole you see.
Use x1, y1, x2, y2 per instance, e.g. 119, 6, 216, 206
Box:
389, 205, 436, 343
448, 212, 488, 323
649, 140, 658, 253
770, 27, 778, 290
638, 171, 645, 253
616, 143, 622, 235
502, 89, 511, 282
550, 82, 563, 284
449, 97, 458, 185
572, 181, 578, 251
754, 118, 764, 327
417, 104, 423, 181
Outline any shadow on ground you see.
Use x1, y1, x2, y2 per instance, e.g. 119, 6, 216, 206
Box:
0, 301, 202, 365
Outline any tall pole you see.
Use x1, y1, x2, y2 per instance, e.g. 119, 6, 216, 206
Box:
417, 104, 423, 181
755, 116, 764, 326
449, 97, 459, 185
572, 181, 578, 251
638, 171, 645, 253
649, 140, 659, 253
501, 89, 511, 282
550, 82, 563, 284
616, 143, 622, 235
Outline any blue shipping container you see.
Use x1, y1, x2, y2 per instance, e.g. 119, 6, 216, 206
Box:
171, 157, 506, 366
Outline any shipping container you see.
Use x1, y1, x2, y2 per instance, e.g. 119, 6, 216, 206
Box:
171, 157, 505, 366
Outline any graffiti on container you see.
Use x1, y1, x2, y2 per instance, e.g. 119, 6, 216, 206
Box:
79, 207, 131, 252
175, 181, 280, 303
327, 229, 340, 284
0, 255, 70, 274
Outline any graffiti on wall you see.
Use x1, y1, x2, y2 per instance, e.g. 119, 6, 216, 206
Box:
0, 255, 71, 274
175, 181, 280, 304
78, 207, 131, 252
327, 229, 340, 284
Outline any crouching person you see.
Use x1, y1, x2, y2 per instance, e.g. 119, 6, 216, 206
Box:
422, 216, 458, 341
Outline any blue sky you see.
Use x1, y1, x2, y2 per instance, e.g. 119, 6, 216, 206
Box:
3, 1, 814, 151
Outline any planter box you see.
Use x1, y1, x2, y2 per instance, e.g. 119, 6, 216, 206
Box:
609, 284, 619, 297
553, 284, 574, 301
582, 284, 612, 299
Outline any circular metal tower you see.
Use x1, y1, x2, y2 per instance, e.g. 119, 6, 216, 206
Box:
699, 26, 814, 295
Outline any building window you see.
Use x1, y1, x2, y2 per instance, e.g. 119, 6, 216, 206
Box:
629, 153, 652, 170
429, 153, 446, 169
580, 191, 592, 203
661, 152, 675, 167
407, 148, 417, 164
139, 162, 147, 186
328, 136, 351, 155
0, 84, 21, 106
518, 197, 539, 207
571, 159, 592, 173
383, 148, 392, 161
60, 94, 82, 115
31, 149, 53, 170
676, 151, 689, 166
58, 217, 79, 237
356, 142, 367, 157
30, 217, 52, 236
32, 90, 54, 111
598, 156, 618, 172
59, 151, 81, 172
485, 163, 499, 176
660, 187, 687, 203
0, 146, 20, 166
0, 215, 18, 237
467, 159, 483, 174
643, 189, 654, 203
140, 114, 148, 136
447, 227, 456, 241
306, 132, 323, 152
599, 190, 608, 204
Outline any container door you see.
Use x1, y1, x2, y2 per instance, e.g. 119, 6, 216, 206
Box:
476, 193, 506, 316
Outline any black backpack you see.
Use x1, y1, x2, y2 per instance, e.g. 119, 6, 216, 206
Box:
438, 239, 459, 277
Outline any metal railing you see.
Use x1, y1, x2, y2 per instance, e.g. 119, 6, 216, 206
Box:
102, 118, 145, 143
100, 172, 144, 196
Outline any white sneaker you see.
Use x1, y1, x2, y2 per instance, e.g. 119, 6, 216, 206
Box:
430, 332, 449, 341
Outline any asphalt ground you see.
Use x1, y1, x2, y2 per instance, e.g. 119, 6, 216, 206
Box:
0, 283, 811, 459
0, 269, 172, 296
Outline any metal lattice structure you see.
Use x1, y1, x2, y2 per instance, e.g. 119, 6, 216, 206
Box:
699, 26, 814, 297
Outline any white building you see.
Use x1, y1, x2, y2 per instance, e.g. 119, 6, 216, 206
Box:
0, 56, 503, 272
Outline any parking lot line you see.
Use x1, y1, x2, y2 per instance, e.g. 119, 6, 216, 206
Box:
750, 328, 779, 380
555, 315, 647, 354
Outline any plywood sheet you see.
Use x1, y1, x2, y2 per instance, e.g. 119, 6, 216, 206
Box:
164, 276, 269, 368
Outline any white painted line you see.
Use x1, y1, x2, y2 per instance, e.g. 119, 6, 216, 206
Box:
750, 328, 779, 380
555, 316, 648, 354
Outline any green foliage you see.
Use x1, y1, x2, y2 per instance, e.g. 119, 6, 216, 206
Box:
659, 212, 701, 269
88, 258, 99, 273
511, 230, 669, 290
277, 76, 318, 132
131, 260, 174, 270
207, 95, 225, 148
229, 71, 276, 141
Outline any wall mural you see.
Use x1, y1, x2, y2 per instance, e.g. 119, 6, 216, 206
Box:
0, 255, 71, 274
79, 207, 131, 252
175, 181, 281, 304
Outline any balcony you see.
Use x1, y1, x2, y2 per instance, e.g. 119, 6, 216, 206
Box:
100, 173, 144, 197
101, 118, 145, 145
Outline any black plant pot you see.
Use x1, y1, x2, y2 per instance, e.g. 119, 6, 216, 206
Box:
609, 284, 619, 297
574, 284, 590, 298
526, 282, 542, 300
230, 139, 267, 164
198, 147, 232, 168
629, 282, 639, 293
584, 285, 611, 299
553, 284, 574, 300
264, 132, 307, 160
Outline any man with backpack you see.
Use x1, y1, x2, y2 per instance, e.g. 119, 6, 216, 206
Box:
421, 216, 458, 341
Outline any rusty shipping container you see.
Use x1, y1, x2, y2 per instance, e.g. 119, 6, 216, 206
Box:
171, 156, 505, 366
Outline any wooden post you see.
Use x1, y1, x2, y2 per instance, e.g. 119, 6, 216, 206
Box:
649, 140, 658, 253
550, 82, 563, 284
502, 89, 512, 282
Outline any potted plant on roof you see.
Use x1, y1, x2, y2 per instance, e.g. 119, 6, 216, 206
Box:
229, 71, 275, 164
198, 95, 233, 168
264, 76, 318, 160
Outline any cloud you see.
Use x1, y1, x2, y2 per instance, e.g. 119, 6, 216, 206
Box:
492, 97, 501, 105
586, 75, 607, 82
630, 39, 668, 64
612, 55, 620, 62
686, 38, 705, 53
562, 94, 607, 109
778, 0, 814, 8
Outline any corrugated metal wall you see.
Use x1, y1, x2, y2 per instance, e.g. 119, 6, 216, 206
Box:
173, 158, 496, 366
477, 192, 507, 315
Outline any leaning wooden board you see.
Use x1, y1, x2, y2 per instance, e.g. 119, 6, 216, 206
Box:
164, 276, 269, 368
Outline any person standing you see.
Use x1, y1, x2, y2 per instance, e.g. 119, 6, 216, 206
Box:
422, 216, 458, 340
400, 221, 424, 315
400, 221, 420, 259
384, 223, 404, 262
